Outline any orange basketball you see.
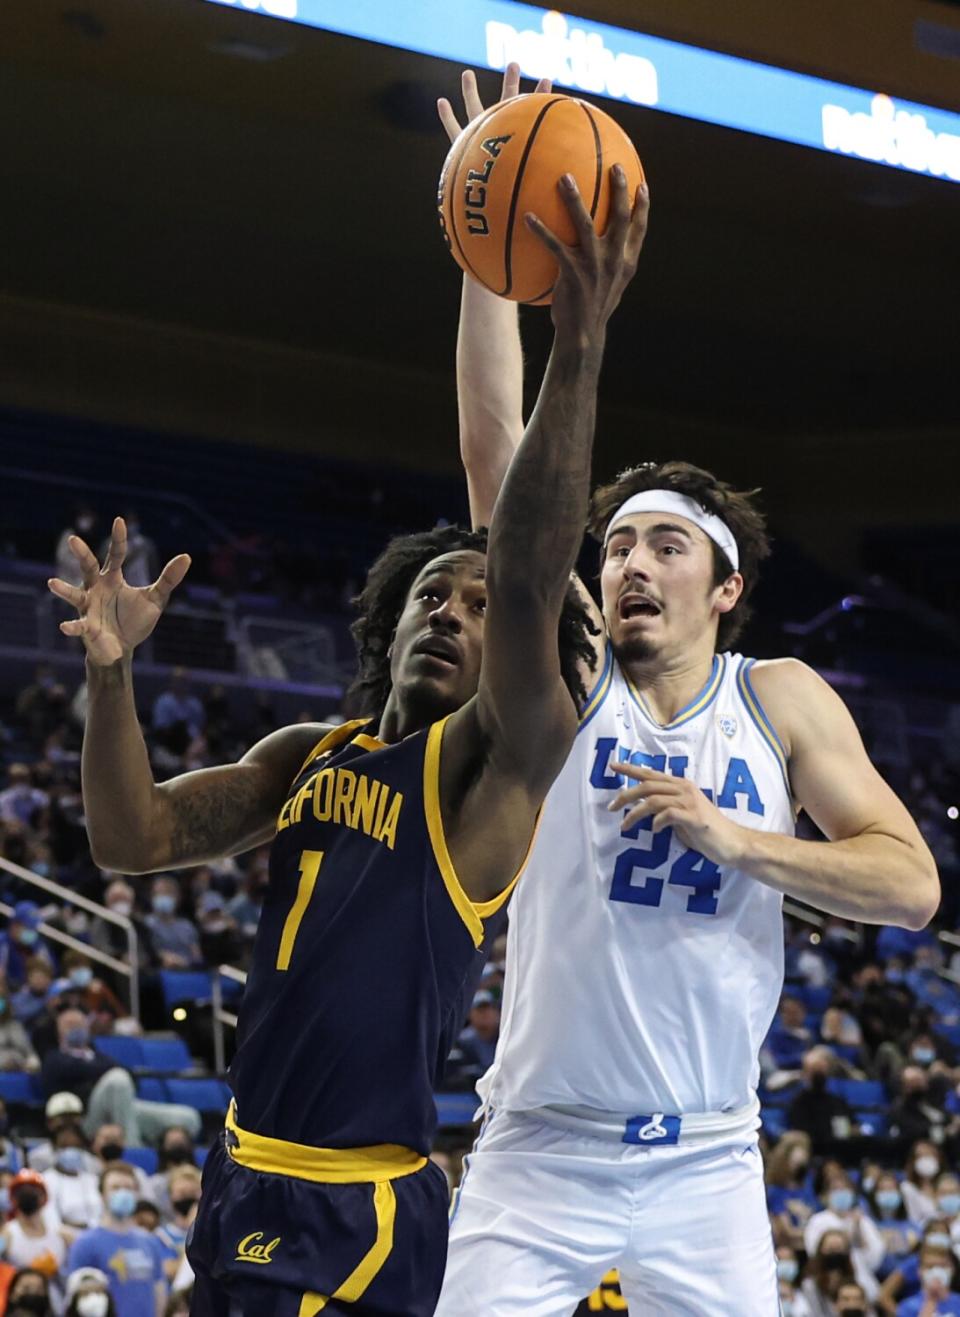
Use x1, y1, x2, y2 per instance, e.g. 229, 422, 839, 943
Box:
438, 93, 645, 305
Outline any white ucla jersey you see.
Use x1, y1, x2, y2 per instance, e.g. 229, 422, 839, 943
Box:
480, 649, 794, 1117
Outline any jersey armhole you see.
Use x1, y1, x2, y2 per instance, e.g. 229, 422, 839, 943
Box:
736, 659, 793, 799
577, 641, 614, 733
423, 719, 533, 948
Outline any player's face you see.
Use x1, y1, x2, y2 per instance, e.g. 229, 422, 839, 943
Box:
599, 513, 741, 665
390, 551, 487, 717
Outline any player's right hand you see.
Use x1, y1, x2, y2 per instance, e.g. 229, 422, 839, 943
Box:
47, 516, 191, 666
437, 63, 552, 144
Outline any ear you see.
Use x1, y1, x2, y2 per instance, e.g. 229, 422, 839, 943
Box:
714, 571, 743, 615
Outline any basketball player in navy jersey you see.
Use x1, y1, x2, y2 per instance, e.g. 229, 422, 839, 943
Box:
48, 170, 649, 1315
437, 67, 939, 1317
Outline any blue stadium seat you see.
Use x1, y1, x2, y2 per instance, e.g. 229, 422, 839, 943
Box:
165, 1079, 231, 1113
828, 1044, 862, 1067
196, 1146, 210, 1168
798, 986, 833, 1015
95, 1037, 145, 1069
0, 1072, 40, 1104
935, 1023, 960, 1049
136, 1078, 168, 1103
159, 971, 212, 1011
758, 1081, 802, 1109
139, 1038, 194, 1074
761, 1107, 789, 1140
434, 1093, 477, 1126
124, 1146, 159, 1176
826, 1078, 887, 1109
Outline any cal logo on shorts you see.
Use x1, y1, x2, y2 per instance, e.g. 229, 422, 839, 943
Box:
235, 1231, 280, 1265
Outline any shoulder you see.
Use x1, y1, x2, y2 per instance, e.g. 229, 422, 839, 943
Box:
747, 658, 849, 759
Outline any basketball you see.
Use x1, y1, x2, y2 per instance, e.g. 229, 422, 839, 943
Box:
437, 92, 645, 305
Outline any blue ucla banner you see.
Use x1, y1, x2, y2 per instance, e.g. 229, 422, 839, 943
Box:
202, 0, 960, 184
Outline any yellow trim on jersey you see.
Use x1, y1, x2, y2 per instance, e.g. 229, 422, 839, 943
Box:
626, 654, 725, 730
298, 1181, 397, 1315
423, 719, 485, 949
352, 732, 388, 752
472, 809, 543, 919
295, 720, 369, 782
225, 1102, 426, 1184
578, 644, 613, 725
423, 719, 535, 937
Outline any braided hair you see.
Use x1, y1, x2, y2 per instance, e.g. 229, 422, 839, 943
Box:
346, 525, 599, 720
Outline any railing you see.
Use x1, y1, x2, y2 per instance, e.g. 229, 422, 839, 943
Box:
0, 857, 140, 1020
211, 964, 247, 1076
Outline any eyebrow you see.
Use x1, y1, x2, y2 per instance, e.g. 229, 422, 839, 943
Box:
606, 521, 694, 544
413, 561, 486, 587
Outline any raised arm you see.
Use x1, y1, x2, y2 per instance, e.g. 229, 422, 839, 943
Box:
476, 170, 647, 785
439, 66, 541, 531
49, 520, 325, 875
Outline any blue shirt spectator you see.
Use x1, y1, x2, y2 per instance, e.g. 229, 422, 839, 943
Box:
144, 878, 201, 970
68, 1161, 166, 1317
0, 902, 55, 989
152, 671, 205, 740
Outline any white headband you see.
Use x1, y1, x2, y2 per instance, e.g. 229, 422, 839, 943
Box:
605, 490, 739, 571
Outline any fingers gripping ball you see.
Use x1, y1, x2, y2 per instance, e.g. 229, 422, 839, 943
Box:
438, 92, 645, 304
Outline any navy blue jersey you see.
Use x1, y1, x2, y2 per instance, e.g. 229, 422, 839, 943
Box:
228, 718, 514, 1156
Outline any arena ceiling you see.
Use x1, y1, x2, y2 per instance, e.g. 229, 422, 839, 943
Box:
1, 0, 958, 543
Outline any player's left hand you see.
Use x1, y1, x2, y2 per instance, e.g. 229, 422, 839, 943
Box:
609, 763, 748, 866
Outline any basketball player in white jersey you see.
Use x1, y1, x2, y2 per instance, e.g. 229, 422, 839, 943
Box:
435, 68, 940, 1316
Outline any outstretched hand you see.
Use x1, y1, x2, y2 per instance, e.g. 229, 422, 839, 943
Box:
437, 63, 552, 143
526, 168, 649, 348
47, 516, 191, 666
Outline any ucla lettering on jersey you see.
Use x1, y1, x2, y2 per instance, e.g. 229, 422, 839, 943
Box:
481, 652, 794, 1117
230, 718, 515, 1156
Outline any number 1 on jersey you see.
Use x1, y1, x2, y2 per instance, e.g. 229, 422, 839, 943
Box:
276, 849, 324, 971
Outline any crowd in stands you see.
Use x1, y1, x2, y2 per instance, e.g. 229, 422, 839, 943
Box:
0, 517, 959, 1312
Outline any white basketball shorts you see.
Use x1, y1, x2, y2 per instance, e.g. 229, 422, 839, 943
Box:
435, 1108, 779, 1316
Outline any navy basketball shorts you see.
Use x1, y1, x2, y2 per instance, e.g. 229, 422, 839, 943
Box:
188, 1136, 450, 1317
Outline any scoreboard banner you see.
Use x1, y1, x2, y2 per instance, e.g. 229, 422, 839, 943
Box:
204, 0, 960, 185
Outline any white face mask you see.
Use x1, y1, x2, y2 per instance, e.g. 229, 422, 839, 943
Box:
77, 1294, 110, 1317
916, 1155, 941, 1179
923, 1265, 953, 1292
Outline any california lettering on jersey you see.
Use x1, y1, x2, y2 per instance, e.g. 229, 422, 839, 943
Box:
276, 763, 403, 851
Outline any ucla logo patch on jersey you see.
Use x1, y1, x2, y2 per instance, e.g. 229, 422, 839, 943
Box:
717, 713, 738, 738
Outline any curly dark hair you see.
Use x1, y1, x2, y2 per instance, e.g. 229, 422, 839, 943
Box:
346, 525, 599, 720
587, 460, 771, 650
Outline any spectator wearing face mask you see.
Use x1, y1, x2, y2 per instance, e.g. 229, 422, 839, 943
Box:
878, 1220, 956, 1313
147, 1131, 195, 1220
67, 1164, 167, 1317
12, 960, 57, 1031
890, 1066, 949, 1149
776, 1245, 812, 1317
28, 1094, 99, 1177
0, 904, 55, 991
58, 954, 127, 1025
767, 1131, 819, 1251
4, 1265, 54, 1317
868, 1171, 922, 1279
802, 1231, 857, 1317
44, 1127, 102, 1234
0, 766, 50, 829
0, 987, 41, 1073
895, 1244, 960, 1316
0, 1172, 69, 1310
64, 1266, 117, 1317
153, 1168, 200, 1284
902, 1143, 946, 1225
143, 880, 201, 972
835, 1280, 871, 1316
805, 1168, 884, 1303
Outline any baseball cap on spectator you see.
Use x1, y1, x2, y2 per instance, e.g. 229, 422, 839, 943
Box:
472, 991, 495, 1008
66, 1268, 110, 1299
13, 901, 42, 930
46, 1092, 84, 1120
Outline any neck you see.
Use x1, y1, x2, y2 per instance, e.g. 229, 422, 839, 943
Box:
378, 689, 443, 744
105, 1214, 130, 1230
621, 640, 717, 725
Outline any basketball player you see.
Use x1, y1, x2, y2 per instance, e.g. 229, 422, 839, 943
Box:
435, 69, 939, 1317
47, 169, 648, 1316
